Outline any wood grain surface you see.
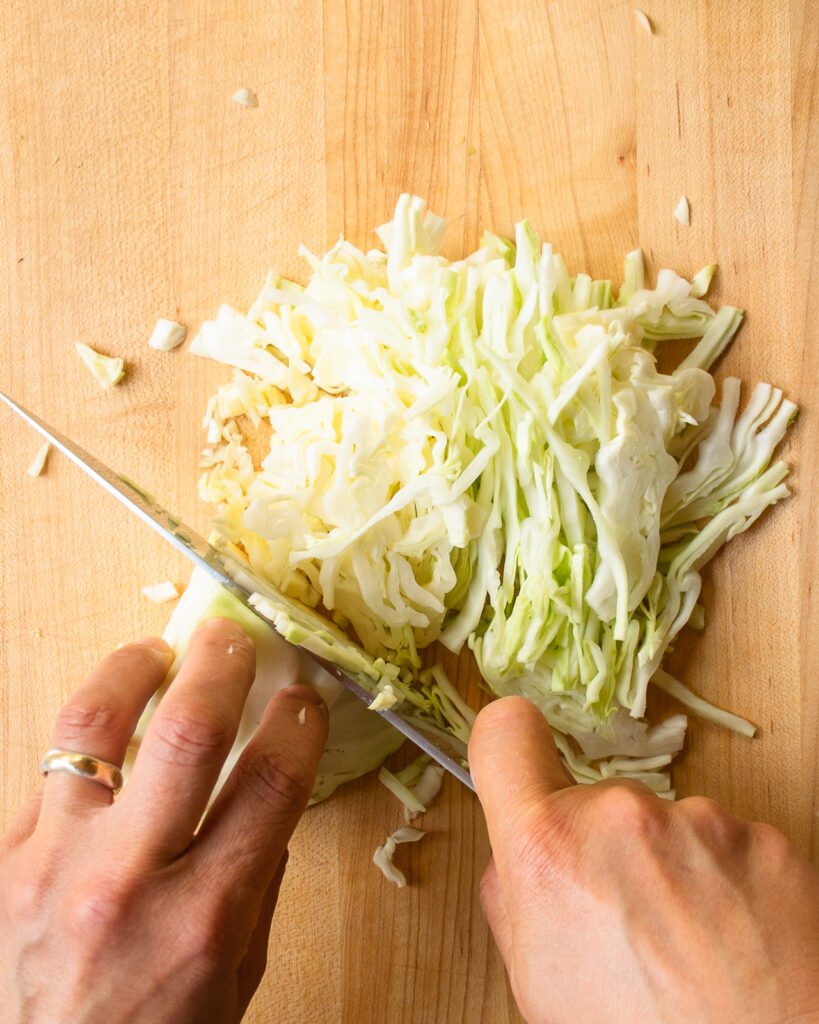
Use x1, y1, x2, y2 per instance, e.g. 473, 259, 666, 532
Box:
1, 2, 816, 1022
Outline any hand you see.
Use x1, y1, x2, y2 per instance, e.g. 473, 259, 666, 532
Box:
469, 697, 819, 1024
0, 619, 328, 1024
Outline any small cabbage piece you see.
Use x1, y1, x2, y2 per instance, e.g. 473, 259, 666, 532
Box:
368, 683, 400, 711
188, 195, 795, 794
75, 342, 125, 389
673, 195, 691, 226
27, 442, 50, 478
372, 826, 426, 888
125, 568, 404, 803
141, 580, 179, 604
379, 753, 446, 822
690, 264, 717, 298
231, 87, 258, 108
148, 318, 187, 351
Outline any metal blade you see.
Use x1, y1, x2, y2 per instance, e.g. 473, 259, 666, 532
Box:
0, 389, 475, 791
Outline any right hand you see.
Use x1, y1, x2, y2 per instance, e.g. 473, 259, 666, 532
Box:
469, 696, 819, 1024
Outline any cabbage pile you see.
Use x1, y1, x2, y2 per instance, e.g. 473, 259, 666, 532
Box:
186, 195, 795, 797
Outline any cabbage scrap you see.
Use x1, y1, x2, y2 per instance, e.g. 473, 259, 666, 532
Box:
379, 753, 446, 822
75, 341, 125, 389
373, 826, 426, 888
27, 442, 51, 478
148, 318, 187, 351
141, 580, 180, 604
188, 194, 796, 794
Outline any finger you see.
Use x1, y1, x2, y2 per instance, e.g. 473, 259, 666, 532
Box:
190, 684, 327, 898
2, 793, 43, 849
118, 618, 256, 862
40, 638, 173, 821
480, 857, 513, 968
469, 696, 572, 855
235, 850, 289, 1020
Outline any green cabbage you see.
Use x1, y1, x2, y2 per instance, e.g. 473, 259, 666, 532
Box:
127, 568, 404, 804
183, 194, 795, 797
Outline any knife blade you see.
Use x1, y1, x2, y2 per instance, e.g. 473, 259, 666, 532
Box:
0, 389, 475, 792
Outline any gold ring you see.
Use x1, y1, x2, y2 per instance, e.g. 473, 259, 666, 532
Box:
39, 748, 124, 795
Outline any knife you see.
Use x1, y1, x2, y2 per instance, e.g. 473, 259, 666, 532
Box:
0, 389, 475, 792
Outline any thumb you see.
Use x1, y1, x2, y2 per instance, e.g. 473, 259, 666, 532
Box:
469, 696, 573, 852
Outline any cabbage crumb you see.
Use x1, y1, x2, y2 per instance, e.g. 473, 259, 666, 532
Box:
141, 581, 179, 604
674, 195, 691, 225
148, 318, 187, 351
27, 442, 51, 478
75, 342, 125, 389
232, 87, 258, 108
368, 684, 400, 711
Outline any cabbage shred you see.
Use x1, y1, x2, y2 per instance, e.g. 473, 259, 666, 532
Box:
191, 195, 795, 796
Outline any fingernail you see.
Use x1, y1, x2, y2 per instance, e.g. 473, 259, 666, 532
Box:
284, 683, 326, 709
140, 637, 173, 660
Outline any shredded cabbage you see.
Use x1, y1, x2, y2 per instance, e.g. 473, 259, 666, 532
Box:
186, 194, 795, 793
379, 753, 446, 822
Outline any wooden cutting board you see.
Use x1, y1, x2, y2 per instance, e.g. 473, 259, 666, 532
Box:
1, 2, 817, 1021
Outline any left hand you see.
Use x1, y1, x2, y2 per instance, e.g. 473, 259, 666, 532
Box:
0, 618, 328, 1024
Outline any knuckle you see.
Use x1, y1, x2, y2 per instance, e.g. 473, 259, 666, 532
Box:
236, 748, 311, 815
749, 821, 793, 866
593, 782, 664, 838
150, 703, 230, 768
55, 698, 121, 743
178, 900, 231, 969
678, 796, 741, 848
678, 794, 723, 821
65, 874, 135, 936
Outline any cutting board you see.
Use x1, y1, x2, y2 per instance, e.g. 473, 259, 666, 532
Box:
1, 2, 817, 1022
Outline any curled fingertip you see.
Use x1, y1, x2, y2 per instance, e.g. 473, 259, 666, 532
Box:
139, 636, 172, 655
282, 683, 326, 709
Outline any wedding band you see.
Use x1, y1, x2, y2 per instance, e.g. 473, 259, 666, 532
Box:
39, 748, 124, 795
